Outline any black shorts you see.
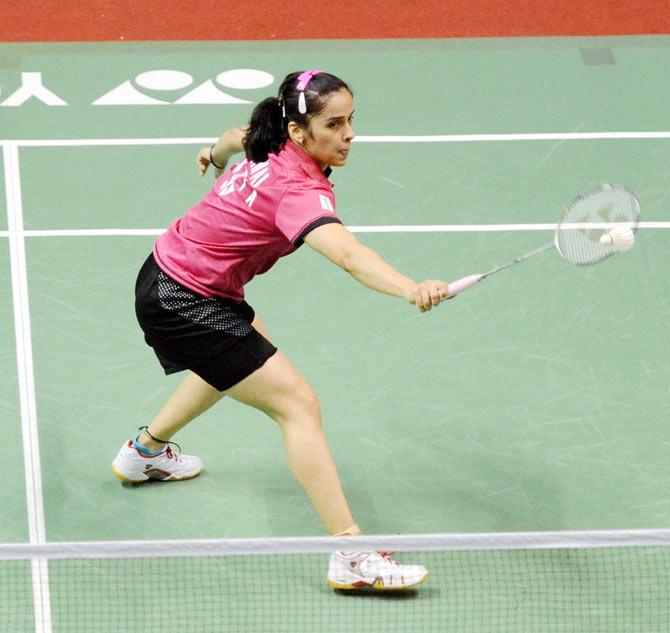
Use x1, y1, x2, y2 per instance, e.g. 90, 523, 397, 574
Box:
134, 253, 278, 391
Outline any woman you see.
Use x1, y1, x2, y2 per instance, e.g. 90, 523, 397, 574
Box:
112, 70, 449, 590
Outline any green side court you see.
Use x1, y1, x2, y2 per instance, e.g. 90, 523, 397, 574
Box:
1, 36, 669, 632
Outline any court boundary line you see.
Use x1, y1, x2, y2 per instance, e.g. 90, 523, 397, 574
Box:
3, 528, 670, 559
4, 142, 52, 633
0, 222, 667, 239
1, 130, 670, 147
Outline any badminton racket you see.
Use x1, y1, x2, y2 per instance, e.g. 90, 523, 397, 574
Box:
447, 184, 641, 296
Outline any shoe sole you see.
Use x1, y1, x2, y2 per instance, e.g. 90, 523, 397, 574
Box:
112, 466, 203, 483
328, 573, 428, 591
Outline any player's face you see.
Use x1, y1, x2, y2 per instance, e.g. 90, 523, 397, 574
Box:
301, 88, 355, 169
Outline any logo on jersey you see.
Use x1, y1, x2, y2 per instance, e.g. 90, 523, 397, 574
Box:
319, 194, 334, 212
217, 159, 270, 210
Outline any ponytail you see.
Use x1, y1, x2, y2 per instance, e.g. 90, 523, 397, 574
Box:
243, 97, 287, 163
244, 71, 352, 163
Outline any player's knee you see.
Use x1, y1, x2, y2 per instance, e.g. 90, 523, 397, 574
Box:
294, 383, 321, 423
276, 382, 322, 429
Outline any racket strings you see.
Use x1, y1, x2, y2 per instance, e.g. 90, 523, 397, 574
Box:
555, 186, 640, 266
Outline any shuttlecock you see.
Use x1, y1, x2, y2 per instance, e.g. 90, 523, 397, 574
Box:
599, 226, 636, 251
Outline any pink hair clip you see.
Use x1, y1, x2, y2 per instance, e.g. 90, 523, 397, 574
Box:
296, 70, 323, 114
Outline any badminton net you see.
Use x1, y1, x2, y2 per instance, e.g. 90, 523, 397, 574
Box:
2, 529, 670, 633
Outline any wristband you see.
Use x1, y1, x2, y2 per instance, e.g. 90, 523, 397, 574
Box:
209, 145, 225, 170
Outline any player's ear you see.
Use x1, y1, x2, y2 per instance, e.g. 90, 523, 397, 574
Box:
287, 121, 305, 145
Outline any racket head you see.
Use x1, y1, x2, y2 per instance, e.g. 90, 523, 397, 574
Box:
554, 184, 640, 266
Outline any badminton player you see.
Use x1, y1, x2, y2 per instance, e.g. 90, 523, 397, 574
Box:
113, 70, 448, 590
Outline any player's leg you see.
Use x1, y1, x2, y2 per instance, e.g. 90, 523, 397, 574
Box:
136, 313, 272, 450
223, 349, 357, 536
225, 336, 427, 589
137, 372, 225, 450
112, 313, 273, 482
111, 371, 212, 482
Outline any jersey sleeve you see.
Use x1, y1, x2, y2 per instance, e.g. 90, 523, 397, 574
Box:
275, 187, 341, 245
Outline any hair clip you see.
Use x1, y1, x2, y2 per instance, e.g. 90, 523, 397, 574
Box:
295, 70, 323, 115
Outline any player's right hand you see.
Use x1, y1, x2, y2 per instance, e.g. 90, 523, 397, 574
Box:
409, 280, 451, 312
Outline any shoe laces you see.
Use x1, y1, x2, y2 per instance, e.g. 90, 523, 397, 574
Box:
373, 551, 399, 567
164, 445, 182, 462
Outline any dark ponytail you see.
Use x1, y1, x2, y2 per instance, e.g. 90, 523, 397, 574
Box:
244, 97, 285, 163
244, 71, 352, 163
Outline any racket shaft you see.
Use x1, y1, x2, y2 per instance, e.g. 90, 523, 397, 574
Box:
483, 241, 554, 277
449, 242, 553, 296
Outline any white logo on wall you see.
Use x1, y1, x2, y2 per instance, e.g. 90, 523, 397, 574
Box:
0, 69, 274, 107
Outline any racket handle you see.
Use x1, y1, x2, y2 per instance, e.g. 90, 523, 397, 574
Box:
448, 274, 483, 296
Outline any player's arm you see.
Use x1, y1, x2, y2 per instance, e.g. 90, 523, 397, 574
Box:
304, 222, 449, 312
196, 125, 249, 177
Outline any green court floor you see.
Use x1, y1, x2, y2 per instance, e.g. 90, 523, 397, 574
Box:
16, 139, 670, 230
1, 33, 670, 633
21, 227, 670, 542
3, 34, 670, 541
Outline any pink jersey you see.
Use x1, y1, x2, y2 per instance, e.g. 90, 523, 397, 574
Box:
154, 141, 340, 301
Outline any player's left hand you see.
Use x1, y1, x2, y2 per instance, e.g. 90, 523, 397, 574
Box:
196, 146, 225, 178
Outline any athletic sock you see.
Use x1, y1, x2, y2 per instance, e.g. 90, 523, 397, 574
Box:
132, 435, 164, 456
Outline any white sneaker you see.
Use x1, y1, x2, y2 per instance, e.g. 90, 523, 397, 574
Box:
327, 551, 428, 591
112, 438, 203, 482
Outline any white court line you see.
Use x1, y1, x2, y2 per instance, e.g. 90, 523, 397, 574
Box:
4, 142, 52, 633
0, 222, 667, 239
1, 130, 670, 147
354, 131, 670, 143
